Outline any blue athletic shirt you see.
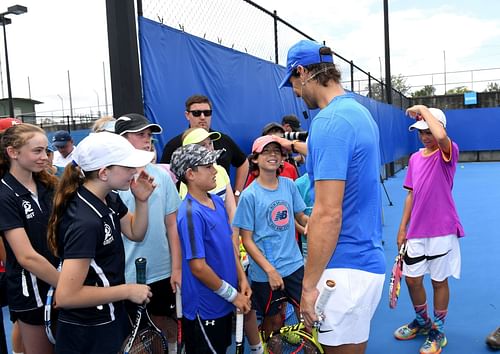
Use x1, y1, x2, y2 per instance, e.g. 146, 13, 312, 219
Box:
176, 193, 237, 320
119, 163, 181, 284
232, 176, 306, 282
306, 93, 385, 274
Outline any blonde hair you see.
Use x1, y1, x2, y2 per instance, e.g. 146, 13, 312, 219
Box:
91, 116, 116, 133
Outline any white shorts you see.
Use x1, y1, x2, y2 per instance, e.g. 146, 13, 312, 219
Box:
403, 234, 461, 281
315, 268, 384, 346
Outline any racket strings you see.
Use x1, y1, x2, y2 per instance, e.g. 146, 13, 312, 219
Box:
128, 330, 167, 354
267, 333, 321, 354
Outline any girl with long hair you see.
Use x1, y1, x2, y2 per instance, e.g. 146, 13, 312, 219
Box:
0, 123, 60, 353
47, 132, 155, 354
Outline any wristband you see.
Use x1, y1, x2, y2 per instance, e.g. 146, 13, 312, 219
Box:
215, 280, 238, 303
291, 140, 300, 153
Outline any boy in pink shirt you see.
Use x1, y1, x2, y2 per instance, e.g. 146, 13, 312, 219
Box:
394, 105, 464, 354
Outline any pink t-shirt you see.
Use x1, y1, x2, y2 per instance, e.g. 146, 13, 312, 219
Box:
404, 140, 464, 239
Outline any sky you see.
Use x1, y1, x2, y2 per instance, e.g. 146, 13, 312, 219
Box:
3, 0, 500, 117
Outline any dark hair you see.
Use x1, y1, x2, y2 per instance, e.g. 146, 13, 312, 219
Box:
305, 63, 341, 87
185, 94, 212, 111
47, 164, 98, 256
178, 166, 198, 185
248, 151, 284, 178
0, 124, 58, 189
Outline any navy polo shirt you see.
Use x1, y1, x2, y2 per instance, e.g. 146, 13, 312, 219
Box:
58, 186, 128, 326
0, 172, 58, 311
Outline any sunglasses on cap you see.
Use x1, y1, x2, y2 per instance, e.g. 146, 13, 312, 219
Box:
188, 110, 212, 117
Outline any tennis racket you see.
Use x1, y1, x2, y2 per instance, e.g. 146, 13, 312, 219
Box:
120, 257, 168, 354
175, 285, 184, 354
264, 279, 336, 354
44, 262, 61, 344
389, 243, 407, 309
235, 311, 244, 354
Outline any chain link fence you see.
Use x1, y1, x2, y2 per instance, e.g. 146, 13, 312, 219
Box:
139, 0, 409, 108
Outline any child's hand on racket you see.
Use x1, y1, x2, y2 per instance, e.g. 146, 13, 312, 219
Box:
397, 228, 407, 250
127, 284, 152, 305
130, 170, 156, 202
267, 269, 284, 291
232, 292, 251, 314
238, 276, 252, 298
300, 286, 320, 330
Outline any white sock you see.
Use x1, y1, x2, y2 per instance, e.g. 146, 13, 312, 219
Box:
13, 352, 24, 354
167, 342, 177, 354
249, 342, 264, 354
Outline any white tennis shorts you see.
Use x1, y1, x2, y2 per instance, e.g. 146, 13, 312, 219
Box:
402, 234, 461, 281
316, 268, 384, 347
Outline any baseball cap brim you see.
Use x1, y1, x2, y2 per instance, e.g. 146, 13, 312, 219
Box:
118, 123, 162, 135
279, 71, 293, 89
113, 149, 155, 168
408, 120, 430, 131
182, 129, 221, 146
52, 141, 69, 148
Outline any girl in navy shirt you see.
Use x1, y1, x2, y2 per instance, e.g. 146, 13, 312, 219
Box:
0, 123, 60, 354
47, 132, 155, 354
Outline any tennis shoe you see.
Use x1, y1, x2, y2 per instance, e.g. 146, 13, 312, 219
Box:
486, 327, 500, 350
420, 328, 447, 354
394, 319, 432, 340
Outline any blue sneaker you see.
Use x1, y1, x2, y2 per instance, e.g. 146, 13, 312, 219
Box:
420, 328, 447, 354
394, 319, 432, 340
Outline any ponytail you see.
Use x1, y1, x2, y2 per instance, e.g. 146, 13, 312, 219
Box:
47, 163, 85, 256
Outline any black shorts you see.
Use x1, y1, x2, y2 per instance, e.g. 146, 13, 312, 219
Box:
148, 277, 176, 317
182, 312, 232, 354
55, 308, 130, 354
251, 266, 304, 316
10, 306, 45, 325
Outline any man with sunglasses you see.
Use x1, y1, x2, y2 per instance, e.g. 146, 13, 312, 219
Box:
160, 94, 249, 199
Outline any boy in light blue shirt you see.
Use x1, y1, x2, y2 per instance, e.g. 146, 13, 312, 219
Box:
233, 135, 308, 337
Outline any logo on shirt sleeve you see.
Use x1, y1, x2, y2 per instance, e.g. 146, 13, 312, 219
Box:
267, 200, 290, 231
103, 223, 114, 245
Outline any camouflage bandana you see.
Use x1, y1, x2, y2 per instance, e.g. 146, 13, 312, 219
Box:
170, 144, 224, 179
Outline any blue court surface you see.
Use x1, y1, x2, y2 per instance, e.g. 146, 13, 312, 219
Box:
226, 161, 500, 353
1, 162, 499, 354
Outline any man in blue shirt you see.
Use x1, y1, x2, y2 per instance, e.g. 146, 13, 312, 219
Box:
279, 40, 385, 354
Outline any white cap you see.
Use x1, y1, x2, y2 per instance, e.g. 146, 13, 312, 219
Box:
409, 108, 447, 131
73, 132, 154, 171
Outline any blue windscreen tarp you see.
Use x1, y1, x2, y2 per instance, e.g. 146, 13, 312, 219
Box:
139, 17, 422, 166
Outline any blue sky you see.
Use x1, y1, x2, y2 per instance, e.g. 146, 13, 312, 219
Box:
3, 0, 500, 115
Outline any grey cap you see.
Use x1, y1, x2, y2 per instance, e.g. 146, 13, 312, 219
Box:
170, 144, 224, 179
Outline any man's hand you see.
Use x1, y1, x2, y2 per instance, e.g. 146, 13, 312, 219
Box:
300, 286, 319, 330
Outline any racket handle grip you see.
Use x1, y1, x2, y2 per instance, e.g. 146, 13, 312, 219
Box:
235, 312, 244, 343
135, 257, 147, 285
315, 279, 336, 315
175, 285, 182, 318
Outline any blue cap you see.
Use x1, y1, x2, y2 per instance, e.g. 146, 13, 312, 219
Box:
52, 130, 72, 147
279, 40, 334, 88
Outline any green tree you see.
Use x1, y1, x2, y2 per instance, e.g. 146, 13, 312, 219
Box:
412, 85, 436, 97
446, 86, 469, 94
366, 74, 411, 100
484, 82, 500, 92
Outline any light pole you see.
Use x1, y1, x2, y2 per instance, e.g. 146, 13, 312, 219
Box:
57, 94, 64, 118
0, 5, 28, 117
93, 89, 100, 117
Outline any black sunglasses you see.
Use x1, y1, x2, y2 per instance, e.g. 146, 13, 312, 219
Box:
188, 110, 212, 117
